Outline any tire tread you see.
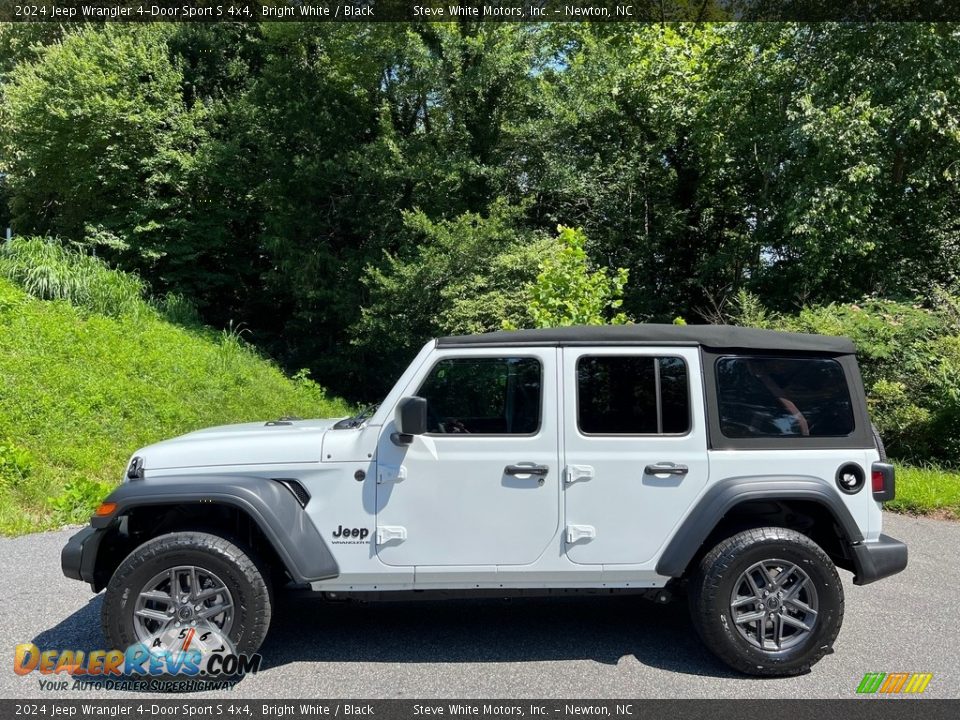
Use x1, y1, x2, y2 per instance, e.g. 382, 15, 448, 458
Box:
101, 531, 271, 655
689, 526, 844, 677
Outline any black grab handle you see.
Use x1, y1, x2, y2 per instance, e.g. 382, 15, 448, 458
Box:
645, 463, 689, 476
505, 464, 549, 477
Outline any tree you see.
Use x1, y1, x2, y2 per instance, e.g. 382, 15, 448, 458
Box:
4, 21, 960, 409
353, 202, 554, 396
695, 24, 960, 308
0, 23, 66, 75
523, 226, 631, 328
0, 26, 205, 270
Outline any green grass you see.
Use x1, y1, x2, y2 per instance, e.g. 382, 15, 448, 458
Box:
0, 256, 349, 535
888, 465, 960, 520
0, 237, 148, 318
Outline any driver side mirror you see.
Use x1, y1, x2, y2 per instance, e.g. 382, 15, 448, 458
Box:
392, 396, 427, 445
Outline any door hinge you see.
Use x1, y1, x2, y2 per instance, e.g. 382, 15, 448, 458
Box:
376, 525, 407, 545
565, 465, 595, 484
377, 464, 407, 484
566, 524, 596, 544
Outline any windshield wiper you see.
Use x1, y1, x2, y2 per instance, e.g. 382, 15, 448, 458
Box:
333, 403, 380, 430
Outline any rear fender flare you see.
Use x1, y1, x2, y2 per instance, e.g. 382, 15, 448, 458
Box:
655, 476, 864, 578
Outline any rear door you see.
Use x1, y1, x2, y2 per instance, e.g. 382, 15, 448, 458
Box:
561, 346, 709, 565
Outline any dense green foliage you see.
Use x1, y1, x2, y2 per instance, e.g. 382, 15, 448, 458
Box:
3, 22, 960, 477
354, 209, 630, 378
728, 290, 960, 466
5, 23, 960, 396
524, 226, 631, 329
353, 203, 556, 381
1, 26, 204, 263
0, 246, 348, 534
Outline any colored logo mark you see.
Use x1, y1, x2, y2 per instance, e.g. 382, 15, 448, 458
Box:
857, 672, 933, 694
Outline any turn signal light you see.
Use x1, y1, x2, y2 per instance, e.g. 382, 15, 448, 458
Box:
94, 502, 117, 517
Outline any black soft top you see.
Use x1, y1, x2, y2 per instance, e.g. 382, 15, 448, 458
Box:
437, 324, 856, 355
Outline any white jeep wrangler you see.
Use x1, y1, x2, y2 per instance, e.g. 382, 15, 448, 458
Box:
62, 324, 906, 676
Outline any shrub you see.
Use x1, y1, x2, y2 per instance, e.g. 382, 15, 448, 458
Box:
729, 290, 960, 466
354, 202, 556, 383
49, 477, 113, 525
524, 226, 631, 329
0, 237, 147, 317
356, 210, 632, 388
0, 281, 22, 314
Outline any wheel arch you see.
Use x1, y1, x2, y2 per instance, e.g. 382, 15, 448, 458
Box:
656, 476, 864, 579
87, 476, 338, 591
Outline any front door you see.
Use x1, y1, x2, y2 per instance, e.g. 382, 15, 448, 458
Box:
376, 348, 560, 567
562, 346, 709, 565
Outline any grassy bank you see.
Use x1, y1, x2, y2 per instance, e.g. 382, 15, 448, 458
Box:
0, 246, 349, 534
889, 465, 960, 520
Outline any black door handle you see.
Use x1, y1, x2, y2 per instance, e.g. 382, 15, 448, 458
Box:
645, 463, 689, 476
505, 464, 549, 477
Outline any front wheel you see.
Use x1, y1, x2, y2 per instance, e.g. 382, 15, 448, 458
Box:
102, 532, 272, 661
688, 527, 844, 676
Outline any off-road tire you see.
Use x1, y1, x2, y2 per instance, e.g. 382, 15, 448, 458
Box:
688, 527, 844, 676
102, 531, 272, 656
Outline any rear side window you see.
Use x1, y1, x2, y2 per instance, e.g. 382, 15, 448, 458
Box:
577, 356, 690, 435
417, 357, 541, 434
716, 357, 854, 438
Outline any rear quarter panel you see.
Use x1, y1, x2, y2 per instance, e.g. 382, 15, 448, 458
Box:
703, 448, 883, 541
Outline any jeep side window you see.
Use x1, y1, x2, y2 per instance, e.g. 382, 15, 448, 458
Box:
417, 357, 541, 434
576, 356, 690, 435
716, 357, 855, 438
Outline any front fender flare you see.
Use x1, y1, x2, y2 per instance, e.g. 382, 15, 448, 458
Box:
655, 476, 864, 578
92, 475, 339, 584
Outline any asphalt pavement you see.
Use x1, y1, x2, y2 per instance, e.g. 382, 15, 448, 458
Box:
0, 512, 956, 699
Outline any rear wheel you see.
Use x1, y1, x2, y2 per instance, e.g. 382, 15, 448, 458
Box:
102, 532, 272, 660
688, 527, 843, 676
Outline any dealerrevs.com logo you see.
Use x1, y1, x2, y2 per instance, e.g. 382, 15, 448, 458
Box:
13, 629, 262, 692
857, 673, 933, 695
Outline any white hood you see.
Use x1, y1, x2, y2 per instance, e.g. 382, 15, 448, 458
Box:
137, 418, 345, 472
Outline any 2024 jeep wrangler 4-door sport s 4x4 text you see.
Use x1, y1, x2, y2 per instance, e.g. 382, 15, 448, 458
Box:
62, 324, 907, 676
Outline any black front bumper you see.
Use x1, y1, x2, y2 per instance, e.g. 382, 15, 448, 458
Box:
61, 525, 106, 590
851, 533, 908, 586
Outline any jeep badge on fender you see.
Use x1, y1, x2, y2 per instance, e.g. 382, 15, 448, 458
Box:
61, 324, 907, 677
332, 526, 370, 540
